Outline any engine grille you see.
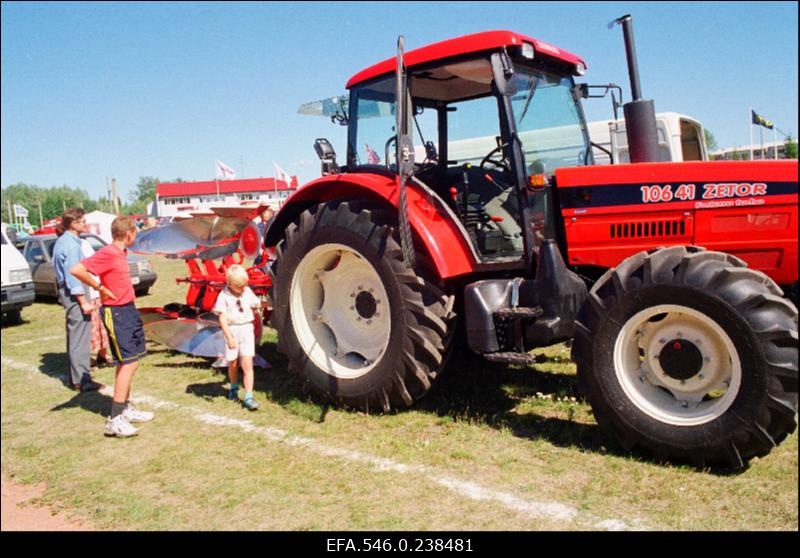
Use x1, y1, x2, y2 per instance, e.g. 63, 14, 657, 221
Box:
610, 220, 686, 239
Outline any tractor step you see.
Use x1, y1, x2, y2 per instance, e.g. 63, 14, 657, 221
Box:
493, 306, 543, 320
483, 352, 545, 365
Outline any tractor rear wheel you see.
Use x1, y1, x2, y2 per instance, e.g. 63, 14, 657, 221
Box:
270, 201, 454, 412
574, 246, 798, 469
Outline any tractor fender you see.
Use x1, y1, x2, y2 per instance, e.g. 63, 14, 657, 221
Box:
265, 172, 477, 279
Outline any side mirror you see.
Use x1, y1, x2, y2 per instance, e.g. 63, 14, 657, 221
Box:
490, 50, 518, 96
5, 226, 18, 244
314, 138, 340, 176
574, 83, 590, 99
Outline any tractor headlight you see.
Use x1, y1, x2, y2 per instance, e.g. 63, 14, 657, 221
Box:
521, 42, 535, 60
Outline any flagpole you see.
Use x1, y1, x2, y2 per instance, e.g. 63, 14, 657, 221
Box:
773, 128, 778, 159
749, 107, 754, 161
759, 126, 764, 160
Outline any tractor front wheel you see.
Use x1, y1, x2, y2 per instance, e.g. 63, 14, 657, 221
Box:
574, 246, 798, 469
270, 201, 454, 412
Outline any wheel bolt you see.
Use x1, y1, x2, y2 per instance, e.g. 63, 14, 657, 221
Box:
680, 400, 689, 408
366, 319, 372, 325
659, 338, 666, 344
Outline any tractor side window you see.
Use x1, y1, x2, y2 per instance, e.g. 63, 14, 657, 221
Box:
353, 94, 395, 166
446, 95, 502, 167
512, 70, 590, 173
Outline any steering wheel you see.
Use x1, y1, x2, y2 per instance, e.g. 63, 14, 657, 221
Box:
480, 142, 510, 173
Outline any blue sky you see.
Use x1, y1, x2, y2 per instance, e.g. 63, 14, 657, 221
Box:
2, 1, 797, 201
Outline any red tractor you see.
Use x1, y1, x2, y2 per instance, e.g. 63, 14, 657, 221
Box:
265, 18, 797, 468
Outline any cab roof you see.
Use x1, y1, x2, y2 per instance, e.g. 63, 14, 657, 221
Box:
346, 30, 586, 89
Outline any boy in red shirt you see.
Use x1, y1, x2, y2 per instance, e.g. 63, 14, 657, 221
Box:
71, 216, 153, 437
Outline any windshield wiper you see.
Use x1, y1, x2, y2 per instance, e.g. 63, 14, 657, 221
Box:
516, 77, 538, 124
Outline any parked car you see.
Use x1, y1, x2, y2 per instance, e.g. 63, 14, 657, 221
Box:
17, 233, 157, 299
1, 223, 35, 323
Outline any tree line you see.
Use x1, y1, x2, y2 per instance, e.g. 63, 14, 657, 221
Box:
0, 177, 175, 229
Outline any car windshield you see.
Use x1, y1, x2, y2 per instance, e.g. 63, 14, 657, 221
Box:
510, 66, 592, 173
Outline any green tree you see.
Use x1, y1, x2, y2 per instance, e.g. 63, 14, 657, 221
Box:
1, 182, 94, 227
785, 134, 798, 159
129, 176, 158, 204
704, 128, 718, 152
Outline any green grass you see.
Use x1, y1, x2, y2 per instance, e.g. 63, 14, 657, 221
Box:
1, 256, 797, 530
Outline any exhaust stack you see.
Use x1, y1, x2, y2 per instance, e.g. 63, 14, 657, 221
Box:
614, 15, 659, 163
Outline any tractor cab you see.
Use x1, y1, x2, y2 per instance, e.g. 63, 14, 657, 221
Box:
332, 31, 591, 264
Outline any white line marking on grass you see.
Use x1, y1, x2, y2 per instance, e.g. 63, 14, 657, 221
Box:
3, 356, 646, 530
14, 335, 64, 346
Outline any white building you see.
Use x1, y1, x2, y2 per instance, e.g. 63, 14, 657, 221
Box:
153, 177, 297, 218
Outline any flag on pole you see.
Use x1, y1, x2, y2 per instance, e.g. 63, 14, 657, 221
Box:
365, 143, 381, 164
274, 162, 292, 187
751, 110, 774, 129
215, 159, 236, 180
13, 204, 28, 218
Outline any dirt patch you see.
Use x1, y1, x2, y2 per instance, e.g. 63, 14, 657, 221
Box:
1, 474, 94, 531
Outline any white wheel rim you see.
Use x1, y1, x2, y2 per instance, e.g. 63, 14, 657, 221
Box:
613, 304, 742, 426
290, 243, 391, 379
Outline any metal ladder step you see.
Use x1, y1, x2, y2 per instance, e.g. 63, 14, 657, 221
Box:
493, 306, 543, 320
483, 352, 545, 365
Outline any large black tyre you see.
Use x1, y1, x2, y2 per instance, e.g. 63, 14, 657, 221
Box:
269, 201, 455, 412
573, 246, 798, 469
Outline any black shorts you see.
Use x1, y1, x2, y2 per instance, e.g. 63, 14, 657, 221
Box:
102, 303, 147, 364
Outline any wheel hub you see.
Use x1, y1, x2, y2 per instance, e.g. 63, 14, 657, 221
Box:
290, 243, 391, 379
613, 304, 742, 426
355, 290, 378, 320
658, 339, 703, 381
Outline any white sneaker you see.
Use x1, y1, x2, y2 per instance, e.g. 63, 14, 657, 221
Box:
122, 404, 154, 423
105, 415, 139, 437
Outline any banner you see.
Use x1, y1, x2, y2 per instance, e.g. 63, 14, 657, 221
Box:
751, 109, 774, 129
274, 162, 292, 187
215, 159, 236, 180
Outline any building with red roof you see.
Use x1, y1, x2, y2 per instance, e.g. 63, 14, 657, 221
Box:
153, 176, 297, 218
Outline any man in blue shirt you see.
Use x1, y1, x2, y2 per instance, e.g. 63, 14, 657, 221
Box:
53, 208, 103, 392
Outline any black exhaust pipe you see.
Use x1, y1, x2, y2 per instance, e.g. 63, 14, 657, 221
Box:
614, 14, 659, 163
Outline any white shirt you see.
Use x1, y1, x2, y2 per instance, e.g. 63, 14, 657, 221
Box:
213, 286, 261, 325
80, 238, 101, 300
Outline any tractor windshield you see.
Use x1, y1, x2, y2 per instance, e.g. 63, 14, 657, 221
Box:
511, 67, 592, 173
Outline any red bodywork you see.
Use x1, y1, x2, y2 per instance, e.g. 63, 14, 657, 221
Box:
346, 30, 586, 88
280, 173, 477, 279
179, 252, 271, 314
556, 160, 799, 285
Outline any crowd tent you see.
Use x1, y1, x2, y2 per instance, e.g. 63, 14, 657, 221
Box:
84, 210, 117, 243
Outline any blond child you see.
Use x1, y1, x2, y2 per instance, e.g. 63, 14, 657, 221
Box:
214, 265, 262, 410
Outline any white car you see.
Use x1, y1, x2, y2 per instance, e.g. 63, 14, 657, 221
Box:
1, 223, 35, 323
